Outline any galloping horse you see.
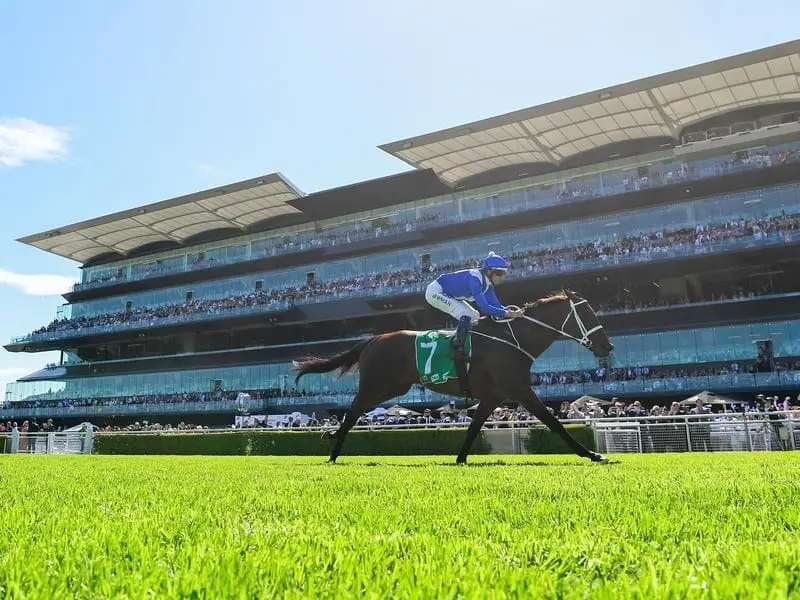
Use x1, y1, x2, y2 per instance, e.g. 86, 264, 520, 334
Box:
293, 290, 614, 464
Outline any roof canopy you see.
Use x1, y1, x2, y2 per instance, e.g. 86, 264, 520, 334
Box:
380, 39, 800, 186
18, 173, 304, 263
17, 40, 800, 264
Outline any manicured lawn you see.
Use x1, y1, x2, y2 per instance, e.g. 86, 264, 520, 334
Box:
0, 453, 797, 598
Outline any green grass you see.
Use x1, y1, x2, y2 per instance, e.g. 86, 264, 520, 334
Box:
0, 454, 799, 599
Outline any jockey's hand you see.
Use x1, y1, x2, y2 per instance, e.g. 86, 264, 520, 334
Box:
505, 307, 524, 319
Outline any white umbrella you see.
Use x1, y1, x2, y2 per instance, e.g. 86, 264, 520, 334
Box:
681, 390, 736, 405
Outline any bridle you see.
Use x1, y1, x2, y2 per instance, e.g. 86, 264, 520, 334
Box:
520, 298, 604, 349
470, 297, 605, 363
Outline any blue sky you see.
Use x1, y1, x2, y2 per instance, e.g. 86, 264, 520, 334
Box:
1, 0, 798, 389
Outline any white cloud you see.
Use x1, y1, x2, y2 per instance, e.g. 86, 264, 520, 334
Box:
0, 268, 75, 296
0, 118, 70, 167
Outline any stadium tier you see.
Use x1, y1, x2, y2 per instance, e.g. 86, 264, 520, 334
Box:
4, 40, 800, 427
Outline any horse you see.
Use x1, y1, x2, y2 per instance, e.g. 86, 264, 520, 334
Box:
293, 289, 615, 464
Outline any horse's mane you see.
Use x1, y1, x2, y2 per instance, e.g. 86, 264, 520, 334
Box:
522, 289, 574, 310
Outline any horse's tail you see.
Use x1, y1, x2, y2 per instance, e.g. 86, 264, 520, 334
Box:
292, 338, 373, 384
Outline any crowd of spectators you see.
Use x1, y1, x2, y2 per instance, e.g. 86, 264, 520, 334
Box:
257, 214, 442, 256
9, 391, 797, 436
216, 390, 800, 433
0, 418, 57, 434
79, 142, 799, 290
82, 216, 446, 288
5, 357, 800, 419
530, 359, 800, 387
26, 209, 800, 339
0, 387, 340, 411
553, 393, 798, 422
96, 421, 212, 433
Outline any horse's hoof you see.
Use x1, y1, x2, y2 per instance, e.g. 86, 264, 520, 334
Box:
455, 458, 467, 466
590, 453, 610, 464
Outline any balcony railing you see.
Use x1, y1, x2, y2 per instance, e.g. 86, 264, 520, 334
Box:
12, 231, 799, 344
71, 134, 800, 294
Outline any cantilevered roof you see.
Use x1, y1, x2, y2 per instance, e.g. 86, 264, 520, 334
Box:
18, 173, 305, 263
380, 39, 800, 186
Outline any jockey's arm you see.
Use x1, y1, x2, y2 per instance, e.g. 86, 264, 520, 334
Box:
484, 285, 505, 311
468, 276, 507, 318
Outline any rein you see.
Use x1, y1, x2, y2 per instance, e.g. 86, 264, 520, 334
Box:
470, 298, 604, 363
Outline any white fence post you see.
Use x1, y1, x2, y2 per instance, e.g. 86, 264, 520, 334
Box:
685, 421, 692, 452
0, 430, 93, 455
744, 420, 753, 451
636, 422, 643, 453
6, 413, 794, 456
577, 412, 797, 455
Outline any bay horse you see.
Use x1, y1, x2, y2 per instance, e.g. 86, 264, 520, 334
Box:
293, 290, 614, 464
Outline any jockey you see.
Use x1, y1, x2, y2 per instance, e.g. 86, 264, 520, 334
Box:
425, 252, 522, 359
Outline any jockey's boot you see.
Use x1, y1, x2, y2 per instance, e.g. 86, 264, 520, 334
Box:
452, 316, 471, 360
452, 316, 472, 398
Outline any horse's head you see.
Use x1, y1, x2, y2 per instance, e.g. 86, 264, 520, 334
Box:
520, 290, 614, 358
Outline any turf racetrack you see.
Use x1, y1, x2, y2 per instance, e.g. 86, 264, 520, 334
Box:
1, 453, 798, 598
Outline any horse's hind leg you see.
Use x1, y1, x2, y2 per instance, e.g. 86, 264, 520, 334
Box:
322, 409, 353, 441
327, 409, 358, 463
327, 383, 411, 463
327, 386, 374, 463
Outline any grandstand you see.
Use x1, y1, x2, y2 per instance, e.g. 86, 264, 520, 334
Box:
3, 39, 800, 429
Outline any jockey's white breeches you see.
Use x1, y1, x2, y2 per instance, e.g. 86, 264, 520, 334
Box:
425, 281, 480, 323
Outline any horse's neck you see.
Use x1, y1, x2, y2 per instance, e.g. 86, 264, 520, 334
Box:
476, 318, 525, 343
474, 318, 503, 334
517, 308, 563, 357
474, 318, 558, 363
524, 328, 559, 358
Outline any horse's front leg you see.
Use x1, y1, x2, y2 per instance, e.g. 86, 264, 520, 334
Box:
511, 387, 608, 463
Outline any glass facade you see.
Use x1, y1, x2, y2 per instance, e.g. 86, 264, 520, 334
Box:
4, 361, 357, 403
66, 182, 800, 320
7, 319, 800, 407
533, 371, 800, 401
536, 319, 800, 372
4, 371, 800, 420
76, 137, 800, 291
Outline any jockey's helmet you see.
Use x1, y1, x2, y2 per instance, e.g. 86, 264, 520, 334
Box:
481, 251, 510, 273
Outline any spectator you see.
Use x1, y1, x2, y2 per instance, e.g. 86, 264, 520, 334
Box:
26, 209, 800, 340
